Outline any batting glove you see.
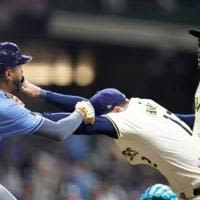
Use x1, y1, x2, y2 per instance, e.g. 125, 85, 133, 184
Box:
139, 184, 179, 200
75, 101, 95, 125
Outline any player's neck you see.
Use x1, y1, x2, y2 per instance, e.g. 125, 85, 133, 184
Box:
0, 81, 12, 94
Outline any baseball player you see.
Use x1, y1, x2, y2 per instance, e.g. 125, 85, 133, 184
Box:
69, 90, 200, 200
189, 29, 200, 138
22, 84, 200, 199
138, 28, 200, 200
0, 42, 95, 200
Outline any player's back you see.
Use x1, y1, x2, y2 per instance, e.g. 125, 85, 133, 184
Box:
106, 98, 200, 196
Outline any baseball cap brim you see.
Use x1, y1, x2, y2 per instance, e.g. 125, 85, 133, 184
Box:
189, 29, 200, 38
18, 55, 32, 66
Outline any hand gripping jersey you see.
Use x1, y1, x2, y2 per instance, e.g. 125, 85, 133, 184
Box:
105, 98, 200, 199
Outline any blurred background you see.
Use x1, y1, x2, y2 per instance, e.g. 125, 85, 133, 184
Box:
0, 0, 199, 199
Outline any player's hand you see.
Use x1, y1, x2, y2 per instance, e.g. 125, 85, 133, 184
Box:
21, 80, 41, 98
139, 184, 178, 200
75, 101, 95, 125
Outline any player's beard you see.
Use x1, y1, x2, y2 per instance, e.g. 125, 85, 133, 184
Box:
11, 76, 24, 94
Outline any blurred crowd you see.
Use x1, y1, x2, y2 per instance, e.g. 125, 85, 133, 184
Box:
0, 0, 198, 200
0, 134, 166, 200
0, 0, 200, 15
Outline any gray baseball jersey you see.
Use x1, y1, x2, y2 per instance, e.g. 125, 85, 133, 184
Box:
105, 98, 200, 199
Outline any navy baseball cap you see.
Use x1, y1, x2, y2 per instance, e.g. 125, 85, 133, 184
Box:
0, 42, 32, 71
189, 29, 200, 38
90, 88, 126, 115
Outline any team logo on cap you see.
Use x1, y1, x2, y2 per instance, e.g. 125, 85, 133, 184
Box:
107, 105, 112, 110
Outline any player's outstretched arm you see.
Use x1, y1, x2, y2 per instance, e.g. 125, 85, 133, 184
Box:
0, 98, 94, 141
139, 184, 179, 200
21, 80, 86, 112
42, 112, 194, 139
40, 112, 118, 139
74, 116, 118, 139
36, 101, 95, 141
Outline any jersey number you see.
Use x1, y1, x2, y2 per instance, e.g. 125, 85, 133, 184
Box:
122, 147, 157, 168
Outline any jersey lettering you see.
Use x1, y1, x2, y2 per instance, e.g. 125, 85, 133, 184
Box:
122, 147, 139, 161
141, 156, 157, 168
145, 102, 157, 115
122, 148, 158, 168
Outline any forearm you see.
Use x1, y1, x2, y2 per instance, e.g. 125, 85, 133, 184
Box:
35, 111, 83, 141
39, 112, 118, 138
74, 116, 118, 139
41, 89, 86, 112
41, 112, 70, 122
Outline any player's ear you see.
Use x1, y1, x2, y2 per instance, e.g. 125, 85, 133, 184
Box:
4, 68, 12, 80
113, 106, 121, 113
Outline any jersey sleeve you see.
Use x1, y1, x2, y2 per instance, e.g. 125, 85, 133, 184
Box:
41, 112, 70, 122
40, 112, 118, 138
43, 90, 86, 112
175, 114, 194, 129
0, 99, 44, 137
74, 116, 118, 138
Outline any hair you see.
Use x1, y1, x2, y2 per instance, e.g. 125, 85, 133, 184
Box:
0, 68, 6, 79
118, 98, 129, 107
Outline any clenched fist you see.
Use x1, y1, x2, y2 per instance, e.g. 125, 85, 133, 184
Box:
21, 80, 41, 98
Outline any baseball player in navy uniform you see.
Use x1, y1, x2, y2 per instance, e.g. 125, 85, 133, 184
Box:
0, 42, 95, 200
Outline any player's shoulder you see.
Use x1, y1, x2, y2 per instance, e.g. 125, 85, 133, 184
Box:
129, 97, 156, 106
0, 92, 24, 114
0, 90, 7, 99
0, 91, 11, 110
